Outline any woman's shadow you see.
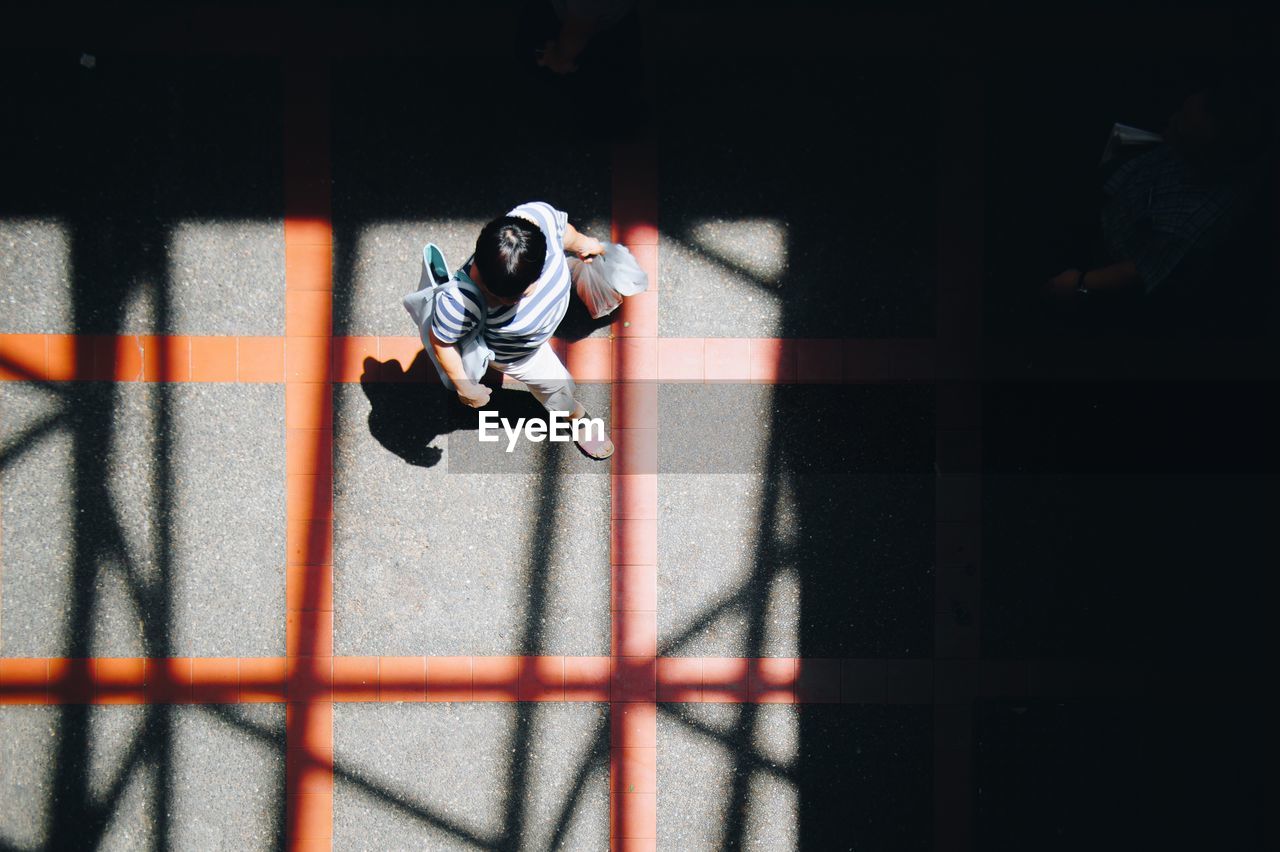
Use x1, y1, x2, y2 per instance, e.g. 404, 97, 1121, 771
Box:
360, 347, 581, 469
359, 352, 461, 468
364, 279, 613, 467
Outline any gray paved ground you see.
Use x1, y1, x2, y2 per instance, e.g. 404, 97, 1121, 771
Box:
0, 383, 285, 657
330, 58, 612, 338
332, 383, 611, 656
658, 385, 935, 657
658, 59, 938, 339
0, 56, 284, 336
333, 702, 609, 851
0, 216, 284, 336
0, 704, 284, 851
658, 703, 932, 851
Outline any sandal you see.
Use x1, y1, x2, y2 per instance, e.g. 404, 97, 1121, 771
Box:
572, 413, 614, 460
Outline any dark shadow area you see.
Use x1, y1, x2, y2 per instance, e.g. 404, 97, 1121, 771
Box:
4, 3, 1276, 849
329, 25, 619, 838
509, 0, 648, 142
656, 377, 937, 844
358, 351, 606, 473
1, 51, 287, 849
658, 383, 936, 658
328, 50, 614, 342
797, 705, 934, 850
358, 353, 472, 469
654, 94, 938, 839
981, 381, 1278, 662
658, 56, 939, 339
647, 27, 941, 849
984, 53, 1278, 340
975, 7, 1275, 845
335, 363, 612, 843
975, 699, 1266, 850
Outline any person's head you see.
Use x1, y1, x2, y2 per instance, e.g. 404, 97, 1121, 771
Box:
474, 215, 547, 303
1168, 70, 1275, 171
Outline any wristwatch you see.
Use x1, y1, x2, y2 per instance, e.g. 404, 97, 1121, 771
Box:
1075, 269, 1089, 295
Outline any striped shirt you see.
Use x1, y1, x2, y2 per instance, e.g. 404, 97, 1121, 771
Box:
430, 201, 572, 364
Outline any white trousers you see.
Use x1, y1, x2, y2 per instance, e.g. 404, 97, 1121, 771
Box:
492, 342, 578, 414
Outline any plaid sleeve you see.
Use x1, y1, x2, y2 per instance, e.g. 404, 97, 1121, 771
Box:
1132, 232, 1193, 294
1137, 188, 1239, 294
509, 201, 568, 248
429, 285, 483, 344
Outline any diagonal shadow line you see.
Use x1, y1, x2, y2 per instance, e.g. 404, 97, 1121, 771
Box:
87, 706, 160, 827
668, 226, 786, 295
711, 222, 815, 850
0, 355, 75, 399
329, 341, 607, 849
149, 223, 180, 852
89, 498, 162, 628
35, 703, 163, 851
498, 443, 562, 850
657, 583, 753, 658
39, 205, 184, 850
0, 409, 68, 473
718, 469, 786, 849
639, 225, 801, 845
10, 236, 789, 852
200, 703, 499, 851
655, 702, 796, 784
329, 127, 578, 849
47, 220, 128, 847
544, 712, 610, 850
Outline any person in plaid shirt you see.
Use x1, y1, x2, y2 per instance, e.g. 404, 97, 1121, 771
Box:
1045, 78, 1272, 305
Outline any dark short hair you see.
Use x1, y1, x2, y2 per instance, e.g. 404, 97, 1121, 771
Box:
1192, 65, 1276, 164
474, 215, 547, 299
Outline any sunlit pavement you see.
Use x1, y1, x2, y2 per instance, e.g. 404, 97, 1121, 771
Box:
2, 3, 1275, 850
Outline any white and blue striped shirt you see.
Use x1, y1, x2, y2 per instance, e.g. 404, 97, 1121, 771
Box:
430, 201, 572, 364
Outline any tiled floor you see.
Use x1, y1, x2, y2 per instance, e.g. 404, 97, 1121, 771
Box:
1, 3, 1275, 851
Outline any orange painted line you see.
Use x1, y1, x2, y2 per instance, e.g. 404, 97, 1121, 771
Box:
611, 613, 657, 660
611, 474, 657, 521
609, 134, 660, 848
282, 53, 335, 852
2, 334, 952, 385
614, 291, 658, 338
656, 658, 702, 703
238, 337, 286, 382
611, 564, 656, 612
30, 331, 1270, 386
0, 655, 1154, 706
611, 140, 658, 248
0, 334, 46, 382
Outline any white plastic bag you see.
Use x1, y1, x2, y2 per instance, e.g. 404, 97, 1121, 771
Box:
570, 242, 650, 319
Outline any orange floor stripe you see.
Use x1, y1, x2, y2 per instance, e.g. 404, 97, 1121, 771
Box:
609, 135, 661, 848
10, 334, 1277, 386
0, 655, 1150, 708
282, 53, 335, 852
2, 334, 947, 383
